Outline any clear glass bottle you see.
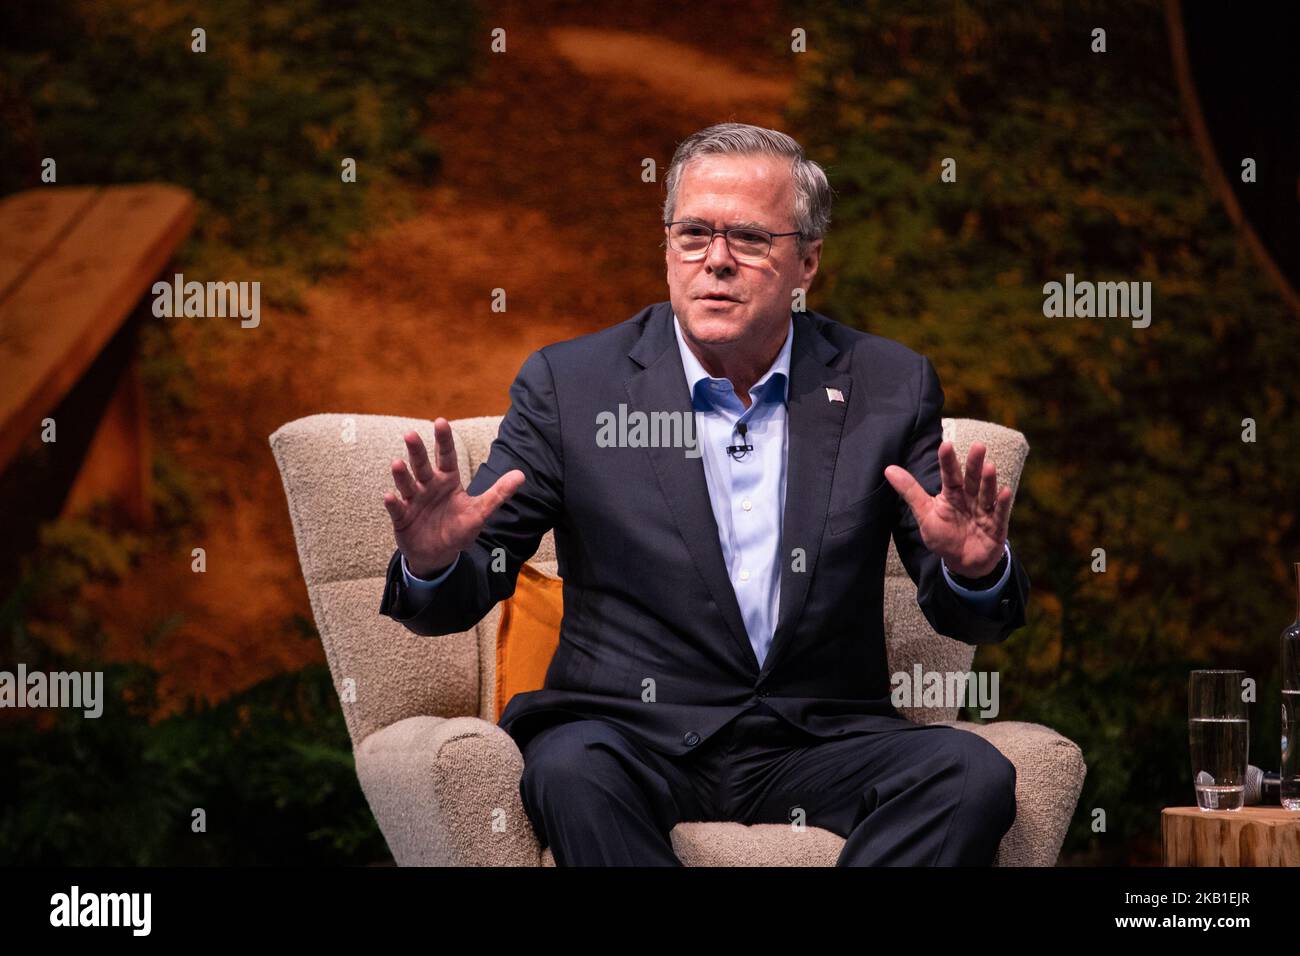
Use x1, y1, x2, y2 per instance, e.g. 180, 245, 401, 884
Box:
1282, 563, 1300, 810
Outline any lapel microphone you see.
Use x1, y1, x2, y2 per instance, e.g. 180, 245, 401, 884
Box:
726, 422, 754, 461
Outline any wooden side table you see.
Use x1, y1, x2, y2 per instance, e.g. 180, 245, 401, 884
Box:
1162, 806, 1300, 865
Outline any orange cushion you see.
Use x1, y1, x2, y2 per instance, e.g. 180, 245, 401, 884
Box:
495, 563, 564, 722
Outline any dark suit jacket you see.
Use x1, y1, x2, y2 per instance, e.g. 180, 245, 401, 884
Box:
379, 301, 1030, 757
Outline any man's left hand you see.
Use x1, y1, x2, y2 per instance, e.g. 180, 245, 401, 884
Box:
883, 441, 1011, 578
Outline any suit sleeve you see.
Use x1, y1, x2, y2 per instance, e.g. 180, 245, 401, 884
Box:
890, 356, 1030, 645
378, 349, 564, 635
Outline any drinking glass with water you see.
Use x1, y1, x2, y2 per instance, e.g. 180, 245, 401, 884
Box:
1188, 669, 1249, 811
1281, 567, 1300, 809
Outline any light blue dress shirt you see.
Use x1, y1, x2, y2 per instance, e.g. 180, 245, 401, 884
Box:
672, 312, 792, 668
400, 314, 1013, 660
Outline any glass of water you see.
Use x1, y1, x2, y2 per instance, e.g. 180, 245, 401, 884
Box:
1188, 669, 1249, 811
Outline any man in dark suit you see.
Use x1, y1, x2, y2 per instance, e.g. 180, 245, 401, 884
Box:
379, 123, 1030, 866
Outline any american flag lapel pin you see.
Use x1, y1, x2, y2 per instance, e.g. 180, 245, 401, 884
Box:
825, 387, 845, 403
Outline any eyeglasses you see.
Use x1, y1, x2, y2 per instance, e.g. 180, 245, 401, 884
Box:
664, 220, 802, 262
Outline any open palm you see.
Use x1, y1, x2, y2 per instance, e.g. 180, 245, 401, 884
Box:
883, 441, 1010, 578
382, 418, 524, 577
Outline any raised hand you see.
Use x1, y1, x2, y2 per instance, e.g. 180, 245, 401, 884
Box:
382, 418, 525, 578
883, 441, 1011, 578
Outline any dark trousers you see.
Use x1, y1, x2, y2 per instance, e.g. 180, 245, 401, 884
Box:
519, 702, 1017, 866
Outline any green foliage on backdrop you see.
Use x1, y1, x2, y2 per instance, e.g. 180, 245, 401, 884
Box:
787, 0, 1298, 860
0, 0, 479, 283
0, 515, 387, 865
0, 0, 484, 864
0, 658, 385, 865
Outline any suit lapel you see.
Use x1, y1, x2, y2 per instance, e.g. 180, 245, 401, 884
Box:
625, 305, 854, 682
625, 305, 756, 672
758, 314, 851, 682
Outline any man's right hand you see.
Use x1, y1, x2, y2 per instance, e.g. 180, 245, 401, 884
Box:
382, 418, 525, 578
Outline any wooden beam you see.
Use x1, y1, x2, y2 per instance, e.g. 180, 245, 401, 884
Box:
0, 186, 101, 303
0, 183, 196, 474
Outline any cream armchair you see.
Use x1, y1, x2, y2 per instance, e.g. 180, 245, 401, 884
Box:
269, 413, 1085, 866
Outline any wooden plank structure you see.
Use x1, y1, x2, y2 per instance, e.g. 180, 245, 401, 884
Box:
1162, 806, 1300, 866
0, 184, 196, 525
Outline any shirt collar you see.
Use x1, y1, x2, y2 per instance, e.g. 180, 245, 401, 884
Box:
672, 311, 793, 409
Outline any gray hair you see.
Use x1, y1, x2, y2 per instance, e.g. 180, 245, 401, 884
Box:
662, 122, 833, 257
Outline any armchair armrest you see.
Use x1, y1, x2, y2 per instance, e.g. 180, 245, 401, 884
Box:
937, 719, 1087, 866
355, 715, 542, 866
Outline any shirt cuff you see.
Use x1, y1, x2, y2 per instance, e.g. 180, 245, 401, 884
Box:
941, 541, 1012, 613
401, 552, 460, 594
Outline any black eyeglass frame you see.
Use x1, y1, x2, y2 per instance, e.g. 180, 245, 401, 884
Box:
663, 220, 803, 261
